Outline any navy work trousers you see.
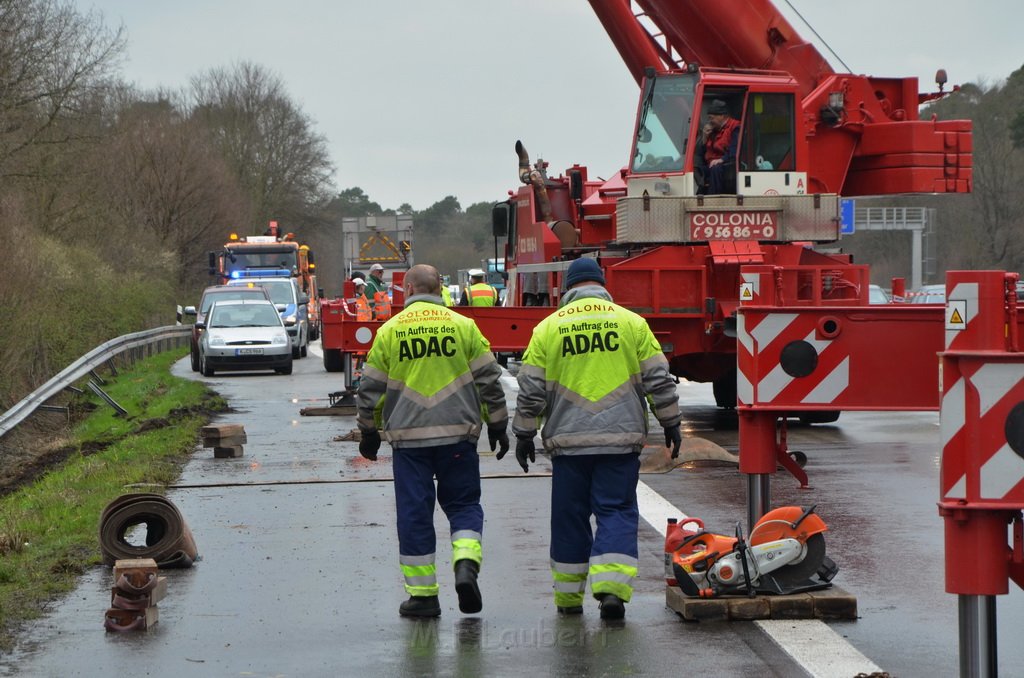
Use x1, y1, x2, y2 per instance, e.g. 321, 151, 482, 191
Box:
392, 440, 483, 557
549, 452, 641, 564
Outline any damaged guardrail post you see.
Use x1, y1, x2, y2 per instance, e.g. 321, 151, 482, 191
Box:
938, 270, 1024, 678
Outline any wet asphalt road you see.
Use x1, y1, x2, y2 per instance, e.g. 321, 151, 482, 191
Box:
1, 343, 1022, 677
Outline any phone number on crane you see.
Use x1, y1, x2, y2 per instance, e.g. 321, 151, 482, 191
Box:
689, 211, 779, 241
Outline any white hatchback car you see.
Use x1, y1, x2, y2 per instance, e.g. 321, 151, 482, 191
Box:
868, 284, 891, 304
197, 299, 293, 376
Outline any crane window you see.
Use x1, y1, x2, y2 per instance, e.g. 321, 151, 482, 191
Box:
740, 94, 795, 172
631, 74, 697, 174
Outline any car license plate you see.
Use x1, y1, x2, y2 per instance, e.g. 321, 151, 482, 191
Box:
236, 348, 264, 356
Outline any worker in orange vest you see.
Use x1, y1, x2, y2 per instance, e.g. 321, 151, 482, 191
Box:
366, 263, 392, 321
352, 278, 372, 321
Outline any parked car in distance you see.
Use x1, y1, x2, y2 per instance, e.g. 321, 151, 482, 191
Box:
868, 284, 891, 304
184, 285, 273, 371
197, 299, 293, 376
909, 284, 946, 304
227, 277, 310, 359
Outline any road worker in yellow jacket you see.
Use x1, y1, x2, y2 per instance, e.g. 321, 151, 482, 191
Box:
459, 269, 501, 307
503, 257, 682, 620
357, 264, 509, 618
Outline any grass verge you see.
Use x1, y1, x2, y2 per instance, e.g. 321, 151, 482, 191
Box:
0, 350, 226, 652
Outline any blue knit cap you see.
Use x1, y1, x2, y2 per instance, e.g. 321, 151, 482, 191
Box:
564, 258, 605, 288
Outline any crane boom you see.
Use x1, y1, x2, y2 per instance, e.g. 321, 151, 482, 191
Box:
591, 0, 834, 98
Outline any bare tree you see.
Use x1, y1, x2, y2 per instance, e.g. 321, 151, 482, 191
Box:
189, 62, 334, 233
99, 92, 251, 287
0, 0, 124, 175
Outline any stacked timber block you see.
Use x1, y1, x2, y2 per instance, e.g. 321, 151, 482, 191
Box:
201, 423, 246, 458
103, 558, 166, 632
665, 584, 857, 621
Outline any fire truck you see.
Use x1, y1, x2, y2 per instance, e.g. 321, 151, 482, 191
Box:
209, 221, 322, 341
320, 0, 971, 411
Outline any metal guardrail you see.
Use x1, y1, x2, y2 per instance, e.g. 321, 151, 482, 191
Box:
0, 325, 190, 440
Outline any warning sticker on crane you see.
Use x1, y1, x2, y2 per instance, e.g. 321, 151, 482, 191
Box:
946, 300, 966, 330
739, 283, 754, 302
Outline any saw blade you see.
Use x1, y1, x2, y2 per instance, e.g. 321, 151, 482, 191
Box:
768, 533, 826, 586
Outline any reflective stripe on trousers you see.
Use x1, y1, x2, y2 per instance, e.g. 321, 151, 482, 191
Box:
400, 552, 438, 597
551, 560, 587, 608
451, 529, 482, 565
589, 552, 639, 602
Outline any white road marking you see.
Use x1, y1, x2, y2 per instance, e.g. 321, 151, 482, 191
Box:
636, 479, 885, 678
754, 619, 885, 678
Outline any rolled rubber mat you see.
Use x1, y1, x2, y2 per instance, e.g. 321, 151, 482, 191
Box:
99, 493, 198, 568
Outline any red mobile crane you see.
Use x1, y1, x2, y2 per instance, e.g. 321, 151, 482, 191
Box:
321, 0, 971, 415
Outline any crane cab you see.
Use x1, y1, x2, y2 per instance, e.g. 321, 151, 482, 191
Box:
622, 69, 836, 245
628, 69, 809, 200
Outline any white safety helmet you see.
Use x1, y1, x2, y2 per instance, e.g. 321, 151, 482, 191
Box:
468, 268, 485, 278
351, 278, 365, 287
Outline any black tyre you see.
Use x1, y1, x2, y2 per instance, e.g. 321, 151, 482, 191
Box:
200, 353, 214, 377
276, 358, 293, 375
713, 369, 738, 409
798, 411, 840, 425
190, 346, 200, 372
323, 348, 343, 372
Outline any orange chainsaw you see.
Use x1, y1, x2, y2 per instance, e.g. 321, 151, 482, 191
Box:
670, 505, 838, 597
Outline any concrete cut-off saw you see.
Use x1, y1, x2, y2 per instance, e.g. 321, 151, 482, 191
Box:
665, 505, 838, 598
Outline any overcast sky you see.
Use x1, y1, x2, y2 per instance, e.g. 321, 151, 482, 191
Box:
75, 0, 1022, 212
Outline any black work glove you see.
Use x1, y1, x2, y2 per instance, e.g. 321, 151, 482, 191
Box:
515, 436, 536, 473
664, 424, 682, 460
489, 425, 510, 458
359, 429, 381, 461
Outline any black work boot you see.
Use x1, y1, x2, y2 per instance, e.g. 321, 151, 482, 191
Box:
454, 560, 482, 614
598, 593, 625, 620
399, 595, 441, 618
557, 605, 583, 615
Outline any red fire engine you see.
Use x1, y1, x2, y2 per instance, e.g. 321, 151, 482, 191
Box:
211, 221, 322, 341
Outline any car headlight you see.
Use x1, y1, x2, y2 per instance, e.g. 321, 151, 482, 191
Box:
209, 335, 225, 346
284, 314, 297, 325
272, 333, 288, 346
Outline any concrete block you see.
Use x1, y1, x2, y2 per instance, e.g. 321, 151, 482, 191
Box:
666, 584, 854, 621
213, 445, 244, 458
809, 587, 858, 620
767, 593, 814, 619
202, 433, 247, 447
200, 423, 245, 438
666, 586, 729, 621
728, 596, 771, 620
